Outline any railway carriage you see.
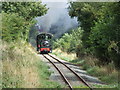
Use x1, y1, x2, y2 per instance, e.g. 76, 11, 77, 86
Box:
36, 32, 53, 54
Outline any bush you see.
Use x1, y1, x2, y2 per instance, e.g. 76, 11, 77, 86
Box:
2, 12, 32, 42
54, 27, 83, 53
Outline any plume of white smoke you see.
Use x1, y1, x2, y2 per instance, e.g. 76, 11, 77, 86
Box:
35, 2, 78, 38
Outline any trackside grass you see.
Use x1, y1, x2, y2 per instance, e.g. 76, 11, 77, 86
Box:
1, 41, 61, 88
52, 49, 119, 89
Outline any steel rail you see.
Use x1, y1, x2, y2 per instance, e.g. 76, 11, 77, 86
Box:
48, 54, 93, 90
43, 54, 73, 90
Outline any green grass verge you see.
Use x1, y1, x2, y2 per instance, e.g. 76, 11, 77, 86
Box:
35, 59, 62, 88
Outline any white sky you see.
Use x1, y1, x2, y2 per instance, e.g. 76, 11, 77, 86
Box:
0, 0, 119, 2
41, 0, 119, 2
41, 0, 68, 2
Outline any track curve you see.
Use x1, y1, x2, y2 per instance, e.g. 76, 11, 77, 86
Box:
43, 54, 93, 90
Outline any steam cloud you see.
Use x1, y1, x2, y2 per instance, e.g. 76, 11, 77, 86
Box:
35, 2, 78, 38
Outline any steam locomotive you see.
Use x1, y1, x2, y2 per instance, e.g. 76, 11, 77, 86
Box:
36, 32, 53, 54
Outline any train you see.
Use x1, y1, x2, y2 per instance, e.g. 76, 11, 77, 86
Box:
36, 32, 53, 54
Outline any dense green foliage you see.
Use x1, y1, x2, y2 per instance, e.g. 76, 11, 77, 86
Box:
69, 2, 103, 48
2, 2, 47, 21
54, 27, 83, 53
89, 3, 120, 67
55, 2, 120, 69
2, 2, 47, 42
2, 13, 31, 41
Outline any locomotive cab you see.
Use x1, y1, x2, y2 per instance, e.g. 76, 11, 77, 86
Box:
36, 32, 53, 54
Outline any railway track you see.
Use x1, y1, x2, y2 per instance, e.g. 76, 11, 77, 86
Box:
43, 54, 93, 90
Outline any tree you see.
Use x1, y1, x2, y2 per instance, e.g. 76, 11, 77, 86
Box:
2, 2, 47, 41
2, 13, 28, 42
68, 2, 120, 68
54, 27, 83, 53
68, 2, 105, 49
2, 2, 47, 21
89, 2, 120, 68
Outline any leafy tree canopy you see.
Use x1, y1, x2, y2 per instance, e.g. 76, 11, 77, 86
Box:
2, 2, 48, 42
2, 2, 48, 21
